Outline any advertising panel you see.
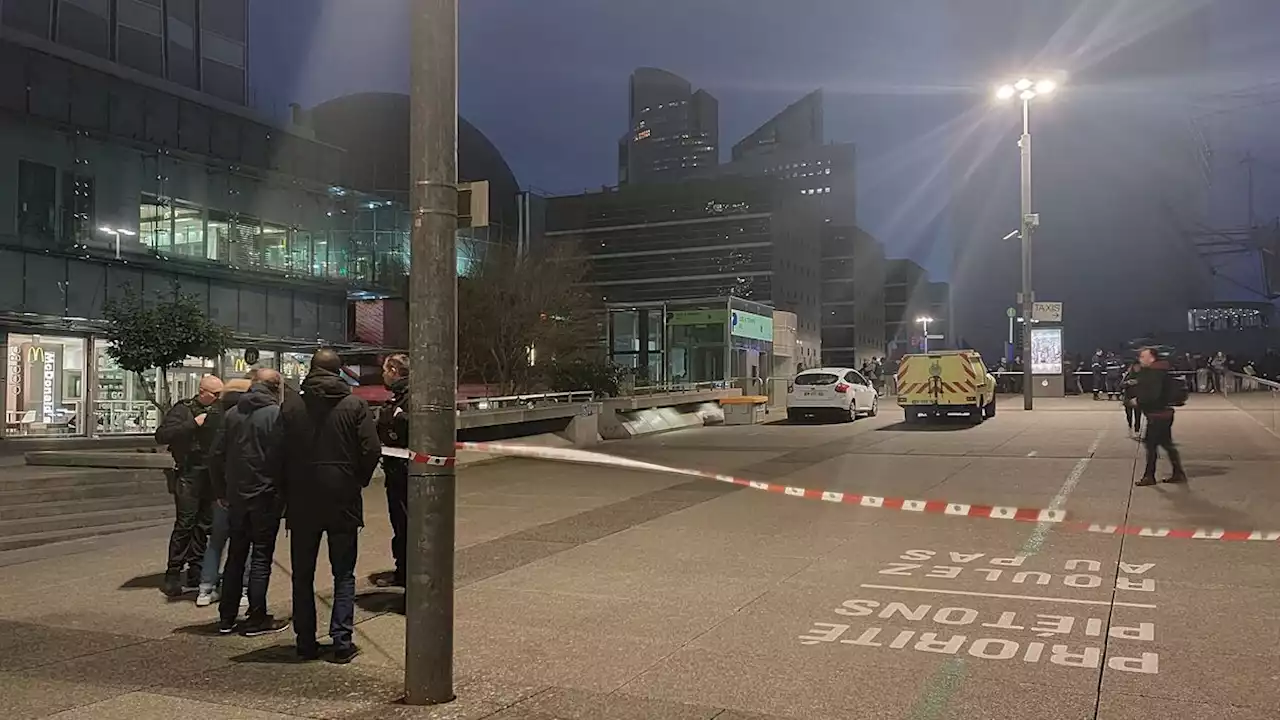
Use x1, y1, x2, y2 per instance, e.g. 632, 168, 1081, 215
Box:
1030, 327, 1063, 375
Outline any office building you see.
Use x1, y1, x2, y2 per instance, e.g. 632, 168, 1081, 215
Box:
2, 0, 248, 104
732, 89, 824, 162
884, 260, 931, 357
0, 11, 403, 442
545, 177, 824, 381
618, 68, 718, 185
705, 88, 877, 366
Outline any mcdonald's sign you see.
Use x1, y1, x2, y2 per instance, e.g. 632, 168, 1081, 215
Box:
27, 346, 45, 364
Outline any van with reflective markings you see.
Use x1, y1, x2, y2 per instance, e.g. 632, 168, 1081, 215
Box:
895, 350, 996, 423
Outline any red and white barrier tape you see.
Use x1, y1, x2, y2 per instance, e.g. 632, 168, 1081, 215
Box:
378, 444, 1280, 543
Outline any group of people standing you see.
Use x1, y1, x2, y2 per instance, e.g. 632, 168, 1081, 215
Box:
157, 350, 414, 662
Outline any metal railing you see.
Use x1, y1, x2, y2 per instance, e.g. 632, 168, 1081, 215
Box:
455, 390, 595, 411
623, 381, 729, 397
1223, 371, 1280, 437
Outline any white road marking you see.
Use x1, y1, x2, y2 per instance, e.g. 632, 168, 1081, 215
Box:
1021, 428, 1106, 555
859, 584, 1157, 609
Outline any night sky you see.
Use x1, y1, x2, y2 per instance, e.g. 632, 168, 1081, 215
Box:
251, 1, 1280, 287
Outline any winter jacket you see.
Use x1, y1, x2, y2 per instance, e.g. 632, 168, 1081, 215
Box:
209, 384, 286, 504
155, 396, 219, 471
1133, 360, 1176, 419
376, 378, 411, 482
288, 368, 381, 531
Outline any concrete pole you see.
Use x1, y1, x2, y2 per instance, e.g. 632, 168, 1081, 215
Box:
406, 0, 458, 705
1020, 98, 1034, 411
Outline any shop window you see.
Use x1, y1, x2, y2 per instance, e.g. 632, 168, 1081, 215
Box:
17, 160, 57, 246
288, 231, 313, 275
171, 201, 204, 258
139, 194, 172, 252
279, 352, 311, 386
60, 171, 95, 247
93, 344, 159, 435
259, 221, 290, 272
5, 334, 86, 437
223, 348, 276, 379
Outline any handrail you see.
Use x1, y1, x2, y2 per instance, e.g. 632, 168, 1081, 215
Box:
456, 390, 595, 410
1227, 371, 1280, 391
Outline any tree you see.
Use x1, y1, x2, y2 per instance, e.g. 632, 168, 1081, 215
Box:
102, 285, 233, 411
457, 243, 603, 395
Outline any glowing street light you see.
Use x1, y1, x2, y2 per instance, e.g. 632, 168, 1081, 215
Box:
916, 316, 934, 352
993, 74, 1061, 411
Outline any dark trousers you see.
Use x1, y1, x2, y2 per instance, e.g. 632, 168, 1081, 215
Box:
166, 468, 211, 581
291, 527, 359, 652
1143, 414, 1183, 478
385, 472, 408, 577
1124, 404, 1142, 433
219, 495, 281, 623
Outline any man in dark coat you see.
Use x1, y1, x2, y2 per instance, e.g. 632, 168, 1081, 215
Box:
1133, 347, 1188, 487
209, 370, 290, 637
375, 353, 411, 588
289, 349, 380, 662
155, 374, 222, 597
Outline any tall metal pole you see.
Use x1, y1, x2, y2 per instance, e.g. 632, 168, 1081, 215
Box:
406, 0, 458, 705
1020, 98, 1034, 411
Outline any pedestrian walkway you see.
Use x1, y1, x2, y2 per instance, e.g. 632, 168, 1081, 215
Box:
2, 394, 1277, 719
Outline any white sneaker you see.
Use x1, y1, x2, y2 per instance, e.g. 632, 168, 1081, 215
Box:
196, 589, 220, 607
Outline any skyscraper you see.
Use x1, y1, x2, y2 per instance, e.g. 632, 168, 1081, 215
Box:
732, 89, 824, 162
618, 68, 718, 185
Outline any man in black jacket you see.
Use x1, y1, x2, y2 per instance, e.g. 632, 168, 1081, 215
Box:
1133, 347, 1188, 487
288, 349, 380, 662
375, 353, 411, 588
209, 369, 290, 636
155, 374, 223, 598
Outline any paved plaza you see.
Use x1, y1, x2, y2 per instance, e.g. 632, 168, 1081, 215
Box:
2, 394, 1278, 719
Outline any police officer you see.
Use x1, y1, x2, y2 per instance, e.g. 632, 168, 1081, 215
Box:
375, 353, 411, 588
155, 374, 223, 598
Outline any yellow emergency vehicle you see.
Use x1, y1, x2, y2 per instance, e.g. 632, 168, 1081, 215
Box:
895, 350, 997, 423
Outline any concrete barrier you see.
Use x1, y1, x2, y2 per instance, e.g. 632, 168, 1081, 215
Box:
25, 451, 172, 469
598, 389, 742, 440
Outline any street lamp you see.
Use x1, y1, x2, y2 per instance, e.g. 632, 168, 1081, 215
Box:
98, 226, 137, 259
995, 75, 1058, 410
916, 316, 934, 352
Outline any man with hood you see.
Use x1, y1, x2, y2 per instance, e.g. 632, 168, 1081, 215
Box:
288, 349, 380, 662
1132, 347, 1188, 487
209, 369, 290, 637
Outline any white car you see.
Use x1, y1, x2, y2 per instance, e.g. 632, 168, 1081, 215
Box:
786, 367, 879, 422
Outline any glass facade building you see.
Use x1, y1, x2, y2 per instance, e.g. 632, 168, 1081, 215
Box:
605, 297, 776, 386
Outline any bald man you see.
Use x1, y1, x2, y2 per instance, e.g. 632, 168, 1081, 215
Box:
156, 373, 224, 598
208, 368, 290, 636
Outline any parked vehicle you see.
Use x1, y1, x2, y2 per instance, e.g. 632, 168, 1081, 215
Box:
786, 368, 878, 422
896, 350, 996, 424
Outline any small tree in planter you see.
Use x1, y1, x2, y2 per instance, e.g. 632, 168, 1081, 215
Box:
102, 285, 233, 412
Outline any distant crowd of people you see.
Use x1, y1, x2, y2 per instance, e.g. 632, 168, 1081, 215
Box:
155, 350, 415, 663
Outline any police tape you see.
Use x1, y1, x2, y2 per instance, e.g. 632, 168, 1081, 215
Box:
378, 443, 1280, 543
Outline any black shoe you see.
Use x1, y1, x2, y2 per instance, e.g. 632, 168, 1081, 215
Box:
297, 644, 321, 661
1163, 472, 1188, 484
375, 573, 405, 589
161, 574, 183, 598
240, 615, 291, 637
217, 618, 237, 635
330, 644, 361, 664
1134, 476, 1157, 487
